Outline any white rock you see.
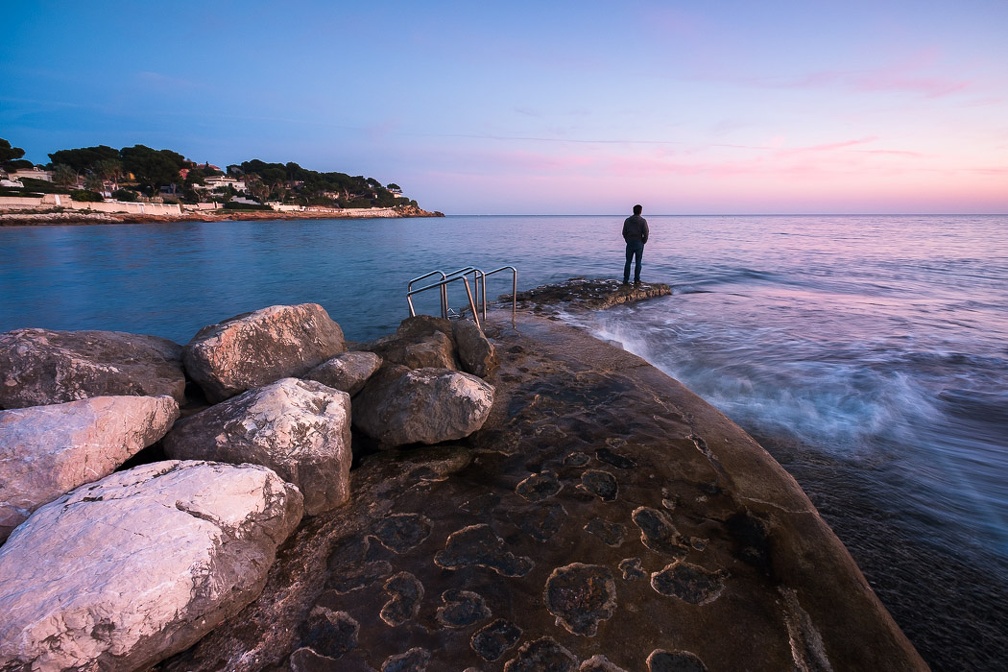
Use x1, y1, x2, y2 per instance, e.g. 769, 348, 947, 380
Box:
183, 303, 346, 403
0, 460, 303, 672
0, 395, 179, 541
163, 378, 352, 515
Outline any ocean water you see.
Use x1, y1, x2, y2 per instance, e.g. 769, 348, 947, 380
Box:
2, 214, 1006, 669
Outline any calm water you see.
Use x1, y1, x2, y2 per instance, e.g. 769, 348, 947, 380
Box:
2, 215, 1006, 669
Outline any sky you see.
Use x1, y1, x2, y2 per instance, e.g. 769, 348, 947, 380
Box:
2, 1, 1007, 214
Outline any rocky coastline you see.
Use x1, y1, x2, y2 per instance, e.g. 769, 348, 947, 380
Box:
0, 285, 927, 671
0, 204, 444, 226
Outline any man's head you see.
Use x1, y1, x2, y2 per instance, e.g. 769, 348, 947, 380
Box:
633, 204, 643, 215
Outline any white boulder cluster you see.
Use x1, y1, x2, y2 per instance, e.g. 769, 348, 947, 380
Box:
0, 303, 497, 671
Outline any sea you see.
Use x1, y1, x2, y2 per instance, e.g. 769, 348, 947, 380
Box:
1, 214, 1006, 670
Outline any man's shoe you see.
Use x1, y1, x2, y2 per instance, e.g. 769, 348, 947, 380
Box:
634, 280, 642, 286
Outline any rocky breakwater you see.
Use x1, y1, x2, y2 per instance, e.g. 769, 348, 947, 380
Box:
0, 288, 927, 671
0, 303, 496, 671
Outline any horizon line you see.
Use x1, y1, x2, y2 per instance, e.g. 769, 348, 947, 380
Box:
444, 212, 1008, 217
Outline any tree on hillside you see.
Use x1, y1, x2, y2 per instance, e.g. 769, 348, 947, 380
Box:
52, 164, 79, 188
0, 138, 33, 171
48, 145, 119, 174
120, 145, 187, 193
94, 158, 123, 184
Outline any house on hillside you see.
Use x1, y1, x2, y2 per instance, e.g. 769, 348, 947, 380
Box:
199, 175, 247, 192
9, 167, 52, 182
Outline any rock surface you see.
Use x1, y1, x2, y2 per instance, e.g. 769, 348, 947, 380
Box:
0, 394, 179, 541
367, 315, 459, 370
352, 364, 495, 447
156, 312, 926, 672
302, 350, 382, 396
511, 277, 672, 312
454, 317, 498, 377
163, 378, 352, 515
0, 328, 186, 409
183, 303, 346, 403
0, 460, 303, 672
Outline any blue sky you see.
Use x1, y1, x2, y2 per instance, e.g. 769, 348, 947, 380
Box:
3, 1, 1006, 214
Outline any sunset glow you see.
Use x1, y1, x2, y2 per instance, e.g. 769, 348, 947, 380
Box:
3, 1, 1006, 214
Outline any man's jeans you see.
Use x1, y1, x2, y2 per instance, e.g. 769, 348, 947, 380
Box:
624, 240, 644, 283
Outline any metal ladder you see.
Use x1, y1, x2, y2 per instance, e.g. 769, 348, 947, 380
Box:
407, 265, 518, 330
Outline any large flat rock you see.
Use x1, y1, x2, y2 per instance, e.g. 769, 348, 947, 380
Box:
157, 313, 926, 672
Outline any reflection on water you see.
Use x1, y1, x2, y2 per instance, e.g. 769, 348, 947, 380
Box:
2, 214, 1007, 669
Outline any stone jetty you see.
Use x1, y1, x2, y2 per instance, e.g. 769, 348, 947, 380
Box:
0, 286, 927, 671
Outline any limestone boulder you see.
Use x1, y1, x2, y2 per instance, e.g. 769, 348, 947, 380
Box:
183, 303, 346, 403
163, 378, 352, 515
0, 460, 303, 672
453, 318, 498, 378
0, 394, 179, 542
303, 350, 383, 396
0, 328, 186, 409
368, 316, 458, 370
352, 365, 495, 447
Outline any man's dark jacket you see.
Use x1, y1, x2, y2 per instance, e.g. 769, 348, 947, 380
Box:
622, 214, 649, 244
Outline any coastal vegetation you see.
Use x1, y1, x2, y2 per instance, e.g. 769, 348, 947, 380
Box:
0, 137, 419, 210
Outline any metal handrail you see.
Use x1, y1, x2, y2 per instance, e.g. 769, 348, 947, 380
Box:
407, 274, 481, 329
407, 264, 518, 330
480, 266, 518, 327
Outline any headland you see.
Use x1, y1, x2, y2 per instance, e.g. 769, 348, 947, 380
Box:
0, 203, 443, 226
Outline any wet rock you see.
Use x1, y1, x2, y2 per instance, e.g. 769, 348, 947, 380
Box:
434, 524, 534, 577
779, 586, 834, 672
632, 506, 688, 557
303, 350, 382, 396
382, 647, 431, 672
595, 446, 637, 469
454, 318, 498, 377
0, 394, 179, 541
504, 637, 578, 672
353, 365, 494, 447
471, 619, 522, 662
646, 649, 709, 672
183, 303, 346, 403
619, 558, 647, 581
288, 646, 371, 672
584, 518, 626, 547
650, 562, 726, 605
437, 589, 492, 628
379, 572, 424, 626
152, 312, 928, 672
0, 328, 185, 408
544, 563, 618, 637
0, 461, 303, 672
515, 469, 563, 502
511, 503, 566, 542
325, 536, 393, 594
579, 469, 619, 501
162, 378, 352, 515
580, 655, 630, 672
371, 513, 432, 553
299, 606, 359, 657
510, 277, 671, 312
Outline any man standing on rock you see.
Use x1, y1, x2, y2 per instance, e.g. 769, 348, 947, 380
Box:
622, 204, 649, 286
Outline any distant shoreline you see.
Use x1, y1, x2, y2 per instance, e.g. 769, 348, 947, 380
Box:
0, 206, 444, 227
